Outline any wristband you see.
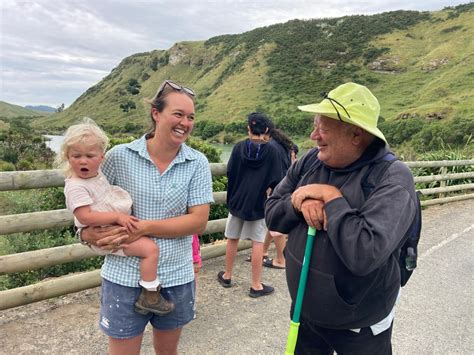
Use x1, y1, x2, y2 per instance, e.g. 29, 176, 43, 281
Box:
75, 227, 90, 246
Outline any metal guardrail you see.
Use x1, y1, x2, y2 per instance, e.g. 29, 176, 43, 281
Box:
0, 160, 473, 309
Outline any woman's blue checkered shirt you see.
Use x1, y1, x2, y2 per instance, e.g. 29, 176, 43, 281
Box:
100, 135, 214, 288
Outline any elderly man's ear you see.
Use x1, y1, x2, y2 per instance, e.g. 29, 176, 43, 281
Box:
352, 126, 375, 147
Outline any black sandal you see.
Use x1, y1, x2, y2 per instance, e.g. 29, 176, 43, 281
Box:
245, 255, 269, 262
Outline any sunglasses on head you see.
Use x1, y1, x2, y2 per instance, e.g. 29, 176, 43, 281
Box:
320, 92, 351, 122
154, 80, 195, 99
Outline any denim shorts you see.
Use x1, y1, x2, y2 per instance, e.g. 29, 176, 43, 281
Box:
99, 278, 195, 339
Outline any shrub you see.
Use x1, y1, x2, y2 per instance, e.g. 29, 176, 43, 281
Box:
274, 114, 313, 137
379, 118, 425, 145
223, 134, 237, 144
187, 137, 221, 163
0, 160, 15, 171
193, 120, 226, 140
126, 78, 141, 95
412, 145, 474, 190
363, 47, 390, 64
16, 159, 33, 171
224, 121, 247, 134
411, 117, 474, 152
440, 25, 463, 34
119, 100, 137, 112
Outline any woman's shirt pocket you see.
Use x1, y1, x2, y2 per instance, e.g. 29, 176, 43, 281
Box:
165, 182, 188, 216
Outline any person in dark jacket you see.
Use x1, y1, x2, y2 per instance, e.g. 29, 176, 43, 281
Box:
265, 82, 418, 354
218, 112, 284, 298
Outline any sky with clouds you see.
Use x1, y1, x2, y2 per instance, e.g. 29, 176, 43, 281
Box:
0, 0, 467, 108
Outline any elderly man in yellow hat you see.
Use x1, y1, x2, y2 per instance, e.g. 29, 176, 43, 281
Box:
265, 82, 418, 354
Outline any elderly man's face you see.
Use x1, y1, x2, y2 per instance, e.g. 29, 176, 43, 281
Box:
310, 115, 357, 168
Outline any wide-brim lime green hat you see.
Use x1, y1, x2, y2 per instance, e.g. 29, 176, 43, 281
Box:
298, 82, 386, 143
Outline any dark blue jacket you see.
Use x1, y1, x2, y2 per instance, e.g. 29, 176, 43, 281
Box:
227, 139, 284, 221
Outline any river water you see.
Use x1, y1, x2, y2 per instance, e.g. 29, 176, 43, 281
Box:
44, 135, 64, 155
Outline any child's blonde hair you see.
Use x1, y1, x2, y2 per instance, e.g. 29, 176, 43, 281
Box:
56, 117, 109, 176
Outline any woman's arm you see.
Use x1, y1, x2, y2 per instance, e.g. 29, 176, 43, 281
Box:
80, 225, 129, 249
129, 203, 210, 240
81, 204, 210, 248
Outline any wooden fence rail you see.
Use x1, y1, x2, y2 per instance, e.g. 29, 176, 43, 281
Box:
0, 159, 473, 310
0, 191, 227, 235
0, 164, 227, 191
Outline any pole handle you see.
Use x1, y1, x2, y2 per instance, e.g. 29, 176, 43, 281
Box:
285, 321, 300, 355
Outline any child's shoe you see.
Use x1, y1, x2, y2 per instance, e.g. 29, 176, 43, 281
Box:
134, 285, 175, 315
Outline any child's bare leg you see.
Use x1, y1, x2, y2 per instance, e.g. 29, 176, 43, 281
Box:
123, 237, 174, 315
123, 237, 159, 282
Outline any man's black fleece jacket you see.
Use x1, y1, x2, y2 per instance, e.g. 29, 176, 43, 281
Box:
265, 140, 417, 329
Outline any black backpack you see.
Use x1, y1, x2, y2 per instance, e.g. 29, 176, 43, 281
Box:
361, 153, 422, 287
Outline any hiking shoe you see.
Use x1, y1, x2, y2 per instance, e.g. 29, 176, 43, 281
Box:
217, 271, 232, 288
249, 283, 274, 298
134, 285, 175, 315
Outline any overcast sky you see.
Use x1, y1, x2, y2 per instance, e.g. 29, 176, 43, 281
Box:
0, 0, 467, 108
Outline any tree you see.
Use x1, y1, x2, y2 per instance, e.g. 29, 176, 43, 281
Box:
56, 103, 65, 113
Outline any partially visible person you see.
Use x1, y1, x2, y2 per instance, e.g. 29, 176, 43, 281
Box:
261, 126, 294, 269
265, 82, 418, 354
217, 112, 284, 298
268, 126, 293, 175
58, 118, 174, 315
79, 80, 213, 354
192, 234, 202, 277
192, 234, 202, 318
290, 143, 299, 163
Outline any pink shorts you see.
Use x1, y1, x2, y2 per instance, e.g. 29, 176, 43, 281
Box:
192, 234, 202, 267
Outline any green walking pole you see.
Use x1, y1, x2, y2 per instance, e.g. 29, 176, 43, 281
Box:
285, 226, 317, 355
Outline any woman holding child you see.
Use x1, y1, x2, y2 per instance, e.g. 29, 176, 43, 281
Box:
80, 80, 213, 354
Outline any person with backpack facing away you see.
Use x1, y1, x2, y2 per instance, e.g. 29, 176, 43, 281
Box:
265, 82, 420, 354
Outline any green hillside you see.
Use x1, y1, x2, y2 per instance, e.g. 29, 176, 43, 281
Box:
33, 4, 473, 151
0, 101, 50, 119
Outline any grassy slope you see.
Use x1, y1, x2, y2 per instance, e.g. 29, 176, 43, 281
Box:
0, 101, 49, 119
31, 6, 473, 134
201, 43, 275, 121
369, 10, 473, 121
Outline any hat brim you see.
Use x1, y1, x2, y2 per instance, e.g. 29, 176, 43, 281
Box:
298, 103, 387, 143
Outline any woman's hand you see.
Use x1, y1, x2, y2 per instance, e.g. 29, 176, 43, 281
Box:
81, 225, 129, 250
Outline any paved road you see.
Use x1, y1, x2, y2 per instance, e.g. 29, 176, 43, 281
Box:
0, 199, 473, 354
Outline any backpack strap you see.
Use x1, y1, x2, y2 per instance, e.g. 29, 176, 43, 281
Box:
361, 152, 397, 200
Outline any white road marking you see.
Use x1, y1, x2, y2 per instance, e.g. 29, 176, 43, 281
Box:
419, 224, 474, 260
